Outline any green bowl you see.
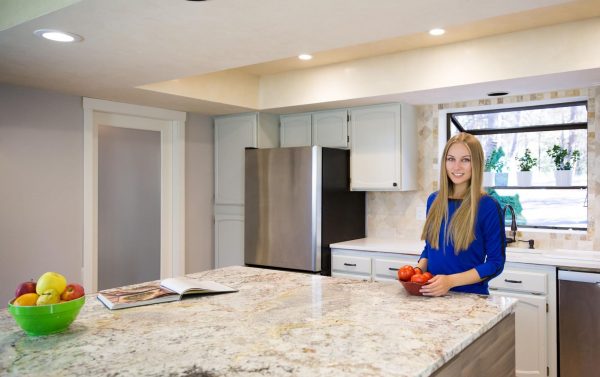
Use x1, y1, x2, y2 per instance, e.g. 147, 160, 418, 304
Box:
7, 296, 85, 336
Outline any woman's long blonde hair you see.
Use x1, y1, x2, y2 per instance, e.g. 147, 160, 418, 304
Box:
421, 132, 485, 252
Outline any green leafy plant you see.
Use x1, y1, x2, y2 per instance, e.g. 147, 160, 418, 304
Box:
546, 144, 580, 170
484, 147, 505, 173
515, 148, 538, 171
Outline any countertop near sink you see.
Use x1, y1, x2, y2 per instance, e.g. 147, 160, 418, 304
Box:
0, 266, 516, 377
330, 238, 600, 270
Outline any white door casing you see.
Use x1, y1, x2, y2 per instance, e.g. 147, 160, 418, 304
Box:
83, 98, 186, 293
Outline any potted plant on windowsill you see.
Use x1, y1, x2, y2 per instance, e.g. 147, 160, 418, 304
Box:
515, 148, 538, 186
485, 147, 507, 187
546, 144, 580, 186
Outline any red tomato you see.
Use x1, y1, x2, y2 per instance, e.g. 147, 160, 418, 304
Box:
398, 268, 415, 282
422, 272, 433, 281
397, 265, 415, 282
411, 273, 429, 284
414, 267, 423, 275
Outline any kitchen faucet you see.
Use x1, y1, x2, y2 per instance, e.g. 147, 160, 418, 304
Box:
503, 204, 517, 245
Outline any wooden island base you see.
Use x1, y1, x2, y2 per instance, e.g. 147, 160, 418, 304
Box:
434, 313, 516, 377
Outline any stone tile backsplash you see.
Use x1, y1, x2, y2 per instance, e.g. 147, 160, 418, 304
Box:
367, 86, 600, 252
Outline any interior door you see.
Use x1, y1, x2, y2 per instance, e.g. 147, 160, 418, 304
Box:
96, 113, 165, 290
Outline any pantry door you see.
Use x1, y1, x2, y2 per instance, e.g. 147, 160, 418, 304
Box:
83, 98, 186, 293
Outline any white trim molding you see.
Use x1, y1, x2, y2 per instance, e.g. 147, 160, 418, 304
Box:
82, 98, 186, 293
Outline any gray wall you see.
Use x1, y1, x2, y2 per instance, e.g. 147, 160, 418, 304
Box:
0, 84, 215, 306
0, 85, 83, 306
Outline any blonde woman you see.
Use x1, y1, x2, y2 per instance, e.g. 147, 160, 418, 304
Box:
418, 132, 505, 296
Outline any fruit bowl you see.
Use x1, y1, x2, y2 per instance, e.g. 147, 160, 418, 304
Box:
400, 280, 426, 296
7, 296, 85, 336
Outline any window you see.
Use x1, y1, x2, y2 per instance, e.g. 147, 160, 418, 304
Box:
448, 101, 588, 230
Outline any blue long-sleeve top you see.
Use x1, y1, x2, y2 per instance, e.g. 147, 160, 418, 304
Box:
419, 192, 506, 295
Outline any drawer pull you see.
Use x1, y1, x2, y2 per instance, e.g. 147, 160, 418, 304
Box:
504, 279, 523, 284
343, 263, 357, 267
388, 267, 399, 271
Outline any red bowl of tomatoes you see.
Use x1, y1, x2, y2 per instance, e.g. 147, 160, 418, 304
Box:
400, 280, 426, 296
397, 265, 433, 296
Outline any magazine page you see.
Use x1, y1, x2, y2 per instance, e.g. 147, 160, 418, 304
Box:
160, 277, 237, 295
97, 281, 178, 309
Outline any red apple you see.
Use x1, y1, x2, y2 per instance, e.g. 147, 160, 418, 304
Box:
60, 283, 85, 301
15, 280, 37, 299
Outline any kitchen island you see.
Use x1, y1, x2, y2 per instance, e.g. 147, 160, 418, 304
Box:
0, 266, 516, 377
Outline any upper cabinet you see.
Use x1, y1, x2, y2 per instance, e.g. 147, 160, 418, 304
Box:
349, 103, 417, 191
280, 113, 312, 147
312, 109, 348, 148
214, 112, 279, 206
280, 109, 349, 149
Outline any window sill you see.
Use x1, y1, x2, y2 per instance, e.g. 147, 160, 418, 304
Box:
488, 186, 587, 189
508, 227, 587, 236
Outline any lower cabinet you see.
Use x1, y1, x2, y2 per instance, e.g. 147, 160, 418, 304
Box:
489, 262, 557, 377
214, 210, 244, 268
331, 248, 419, 282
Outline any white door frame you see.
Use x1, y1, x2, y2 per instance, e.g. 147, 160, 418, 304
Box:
83, 98, 186, 293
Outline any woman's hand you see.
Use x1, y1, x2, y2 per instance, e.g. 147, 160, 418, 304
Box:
419, 274, 454, 296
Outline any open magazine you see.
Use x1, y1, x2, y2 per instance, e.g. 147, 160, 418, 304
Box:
97, 276, 237, 310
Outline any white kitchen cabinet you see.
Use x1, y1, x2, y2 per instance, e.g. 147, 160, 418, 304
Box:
214, 113, 279, 205
214, 213, 244, 268
312, 109, 348, 148
331, 248, 418, 282
280, 110, 348, 148
489, 262, 557, 377
373, 255, 419, 282
280, 113, 312, 147
331, 253, 371, 280
348, 103, 417, 191
214, 112, 279, 268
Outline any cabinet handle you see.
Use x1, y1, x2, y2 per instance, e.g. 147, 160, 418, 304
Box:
392, 182, 398, 187
504, 279, 523, 284
388, 267, 399, 271
343, 263, 357, 267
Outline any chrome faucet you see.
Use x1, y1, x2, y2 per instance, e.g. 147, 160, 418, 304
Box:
503, 204, 517, 245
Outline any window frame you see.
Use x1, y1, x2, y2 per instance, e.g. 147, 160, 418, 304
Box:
446, 100, 588, 230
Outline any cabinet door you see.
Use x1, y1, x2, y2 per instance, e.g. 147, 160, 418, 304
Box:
214, 213, 244, 268
373, 255, 419, 282
280, 113, 311, 147
312, 109, 348, 148
490, 291, 547, 377
214, 114, 258, 205
349, 104, 401, 191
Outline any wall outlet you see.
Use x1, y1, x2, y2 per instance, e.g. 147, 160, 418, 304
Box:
416, 205, 426, 220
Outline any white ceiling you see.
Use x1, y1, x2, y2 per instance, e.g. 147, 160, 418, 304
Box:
1, 0, 599, 114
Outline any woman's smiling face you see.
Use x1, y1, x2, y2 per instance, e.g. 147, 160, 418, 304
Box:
445, 142, 472, 195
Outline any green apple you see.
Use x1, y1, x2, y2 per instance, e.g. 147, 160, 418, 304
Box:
36, 288, 60, 305
36, 272, 67, 296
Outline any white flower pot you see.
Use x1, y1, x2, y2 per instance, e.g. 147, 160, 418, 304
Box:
516, 171, 533, 186
495, 172, 508, 187
554, 170, 573, 186
483, 172, 494, 187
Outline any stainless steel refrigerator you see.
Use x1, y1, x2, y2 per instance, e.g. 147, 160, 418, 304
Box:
245, 146, 365, 275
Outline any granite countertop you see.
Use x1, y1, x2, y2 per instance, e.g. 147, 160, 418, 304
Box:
0, 266, 515, 377
330, 238, 600, 270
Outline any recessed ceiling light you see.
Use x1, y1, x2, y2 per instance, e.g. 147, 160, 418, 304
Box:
429, 28, 446, 36
298, 54, 313, 61
34, 29, 83, 43
487, 91, 509, 97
